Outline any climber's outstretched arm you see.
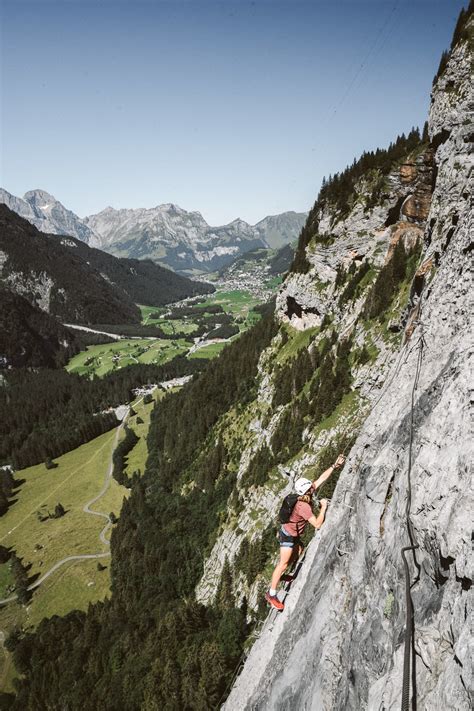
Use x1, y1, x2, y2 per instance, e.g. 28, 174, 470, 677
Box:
312, 454, 345, 491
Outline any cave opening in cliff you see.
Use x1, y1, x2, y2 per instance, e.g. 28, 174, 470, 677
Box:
285, 296, 320, 320
431, 128, 450, 150
384, 196, 406, 227
286, 296, 303, 319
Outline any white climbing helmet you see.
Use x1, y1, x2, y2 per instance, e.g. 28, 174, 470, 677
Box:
294, 477, 312, 496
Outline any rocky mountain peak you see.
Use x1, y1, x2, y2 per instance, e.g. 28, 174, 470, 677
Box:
23, 188, 57, 208
0, 188, 102, 247
158, 202, 186, 214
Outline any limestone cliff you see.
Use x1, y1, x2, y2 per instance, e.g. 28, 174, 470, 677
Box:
196, 136, 434, 610
223, 11, 473, 711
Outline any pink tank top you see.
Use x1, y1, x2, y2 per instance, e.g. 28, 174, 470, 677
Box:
283, 500, 313, 536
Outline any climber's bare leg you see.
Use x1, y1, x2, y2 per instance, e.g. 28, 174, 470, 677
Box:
289, 542, 304, 567
270, 545, 293, 591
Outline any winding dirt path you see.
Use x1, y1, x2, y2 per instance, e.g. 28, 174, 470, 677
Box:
0, 396, 146, 606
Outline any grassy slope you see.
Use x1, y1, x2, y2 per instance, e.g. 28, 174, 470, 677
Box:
66, 337, 190, 377
142, 288, 262, 332
124, 396, 157, 479
188, 342, 230, 359
200, 289, 262, 328
140, 306, 198, 334
0, 430, 118, 617
276, 324, 320, 365
0, 393, 158, 693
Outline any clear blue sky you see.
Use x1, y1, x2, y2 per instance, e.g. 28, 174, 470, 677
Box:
0, 0, 466, 225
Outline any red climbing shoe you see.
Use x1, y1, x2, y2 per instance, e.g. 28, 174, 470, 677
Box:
281, 574, 294, 583
265, 592, 284, 611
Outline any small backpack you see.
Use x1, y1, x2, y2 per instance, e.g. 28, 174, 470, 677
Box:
278, 493, 299, 524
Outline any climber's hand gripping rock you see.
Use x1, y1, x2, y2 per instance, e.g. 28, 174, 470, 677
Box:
311, 453, 345, 492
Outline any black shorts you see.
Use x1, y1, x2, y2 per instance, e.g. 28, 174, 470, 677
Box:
278, 526, 303, 549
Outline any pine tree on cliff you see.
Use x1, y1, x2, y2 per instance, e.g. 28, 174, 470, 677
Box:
217, 606, 247, 662
11, 554, 30, 604
451, 1, 473, 48
194, 642, 226, 708
216, 557, 234, 611
0, 489, 8, 517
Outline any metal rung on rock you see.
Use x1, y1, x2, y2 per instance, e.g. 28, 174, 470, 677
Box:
340, 488, 358, 509
336, 531, 354, 556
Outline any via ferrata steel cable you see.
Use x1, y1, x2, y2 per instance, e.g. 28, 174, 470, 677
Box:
400, 301, 426, 711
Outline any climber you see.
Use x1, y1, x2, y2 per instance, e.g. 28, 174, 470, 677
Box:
265, 454, 346, 611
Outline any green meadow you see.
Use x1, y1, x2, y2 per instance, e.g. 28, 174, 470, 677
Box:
66, 337, 190, 377
188, 341, 230, 359
0, 393, 157, 693
199, 289, 262, 326
140, 287, 262, 333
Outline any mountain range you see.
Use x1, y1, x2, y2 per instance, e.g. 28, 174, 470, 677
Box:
0, 205, 213, 327
0, 188, 306, 274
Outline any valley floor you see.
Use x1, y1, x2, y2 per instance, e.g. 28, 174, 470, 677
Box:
67, 287, 267, 378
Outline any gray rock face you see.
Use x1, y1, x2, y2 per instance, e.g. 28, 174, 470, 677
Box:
276, 150, 432, 331
0, 188, 101, 246
0, 189, 37, 221
224, 20, 473, 711
85, 205, 307, 273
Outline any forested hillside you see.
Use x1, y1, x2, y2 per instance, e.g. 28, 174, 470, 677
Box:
55, 235, 214, 306
6, 311, 278, 709
0, 357, 205, 470
0, 287, 79, 368
0, 285, 123, 368
0, 206, 212, 327
0, 206, 140, 324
